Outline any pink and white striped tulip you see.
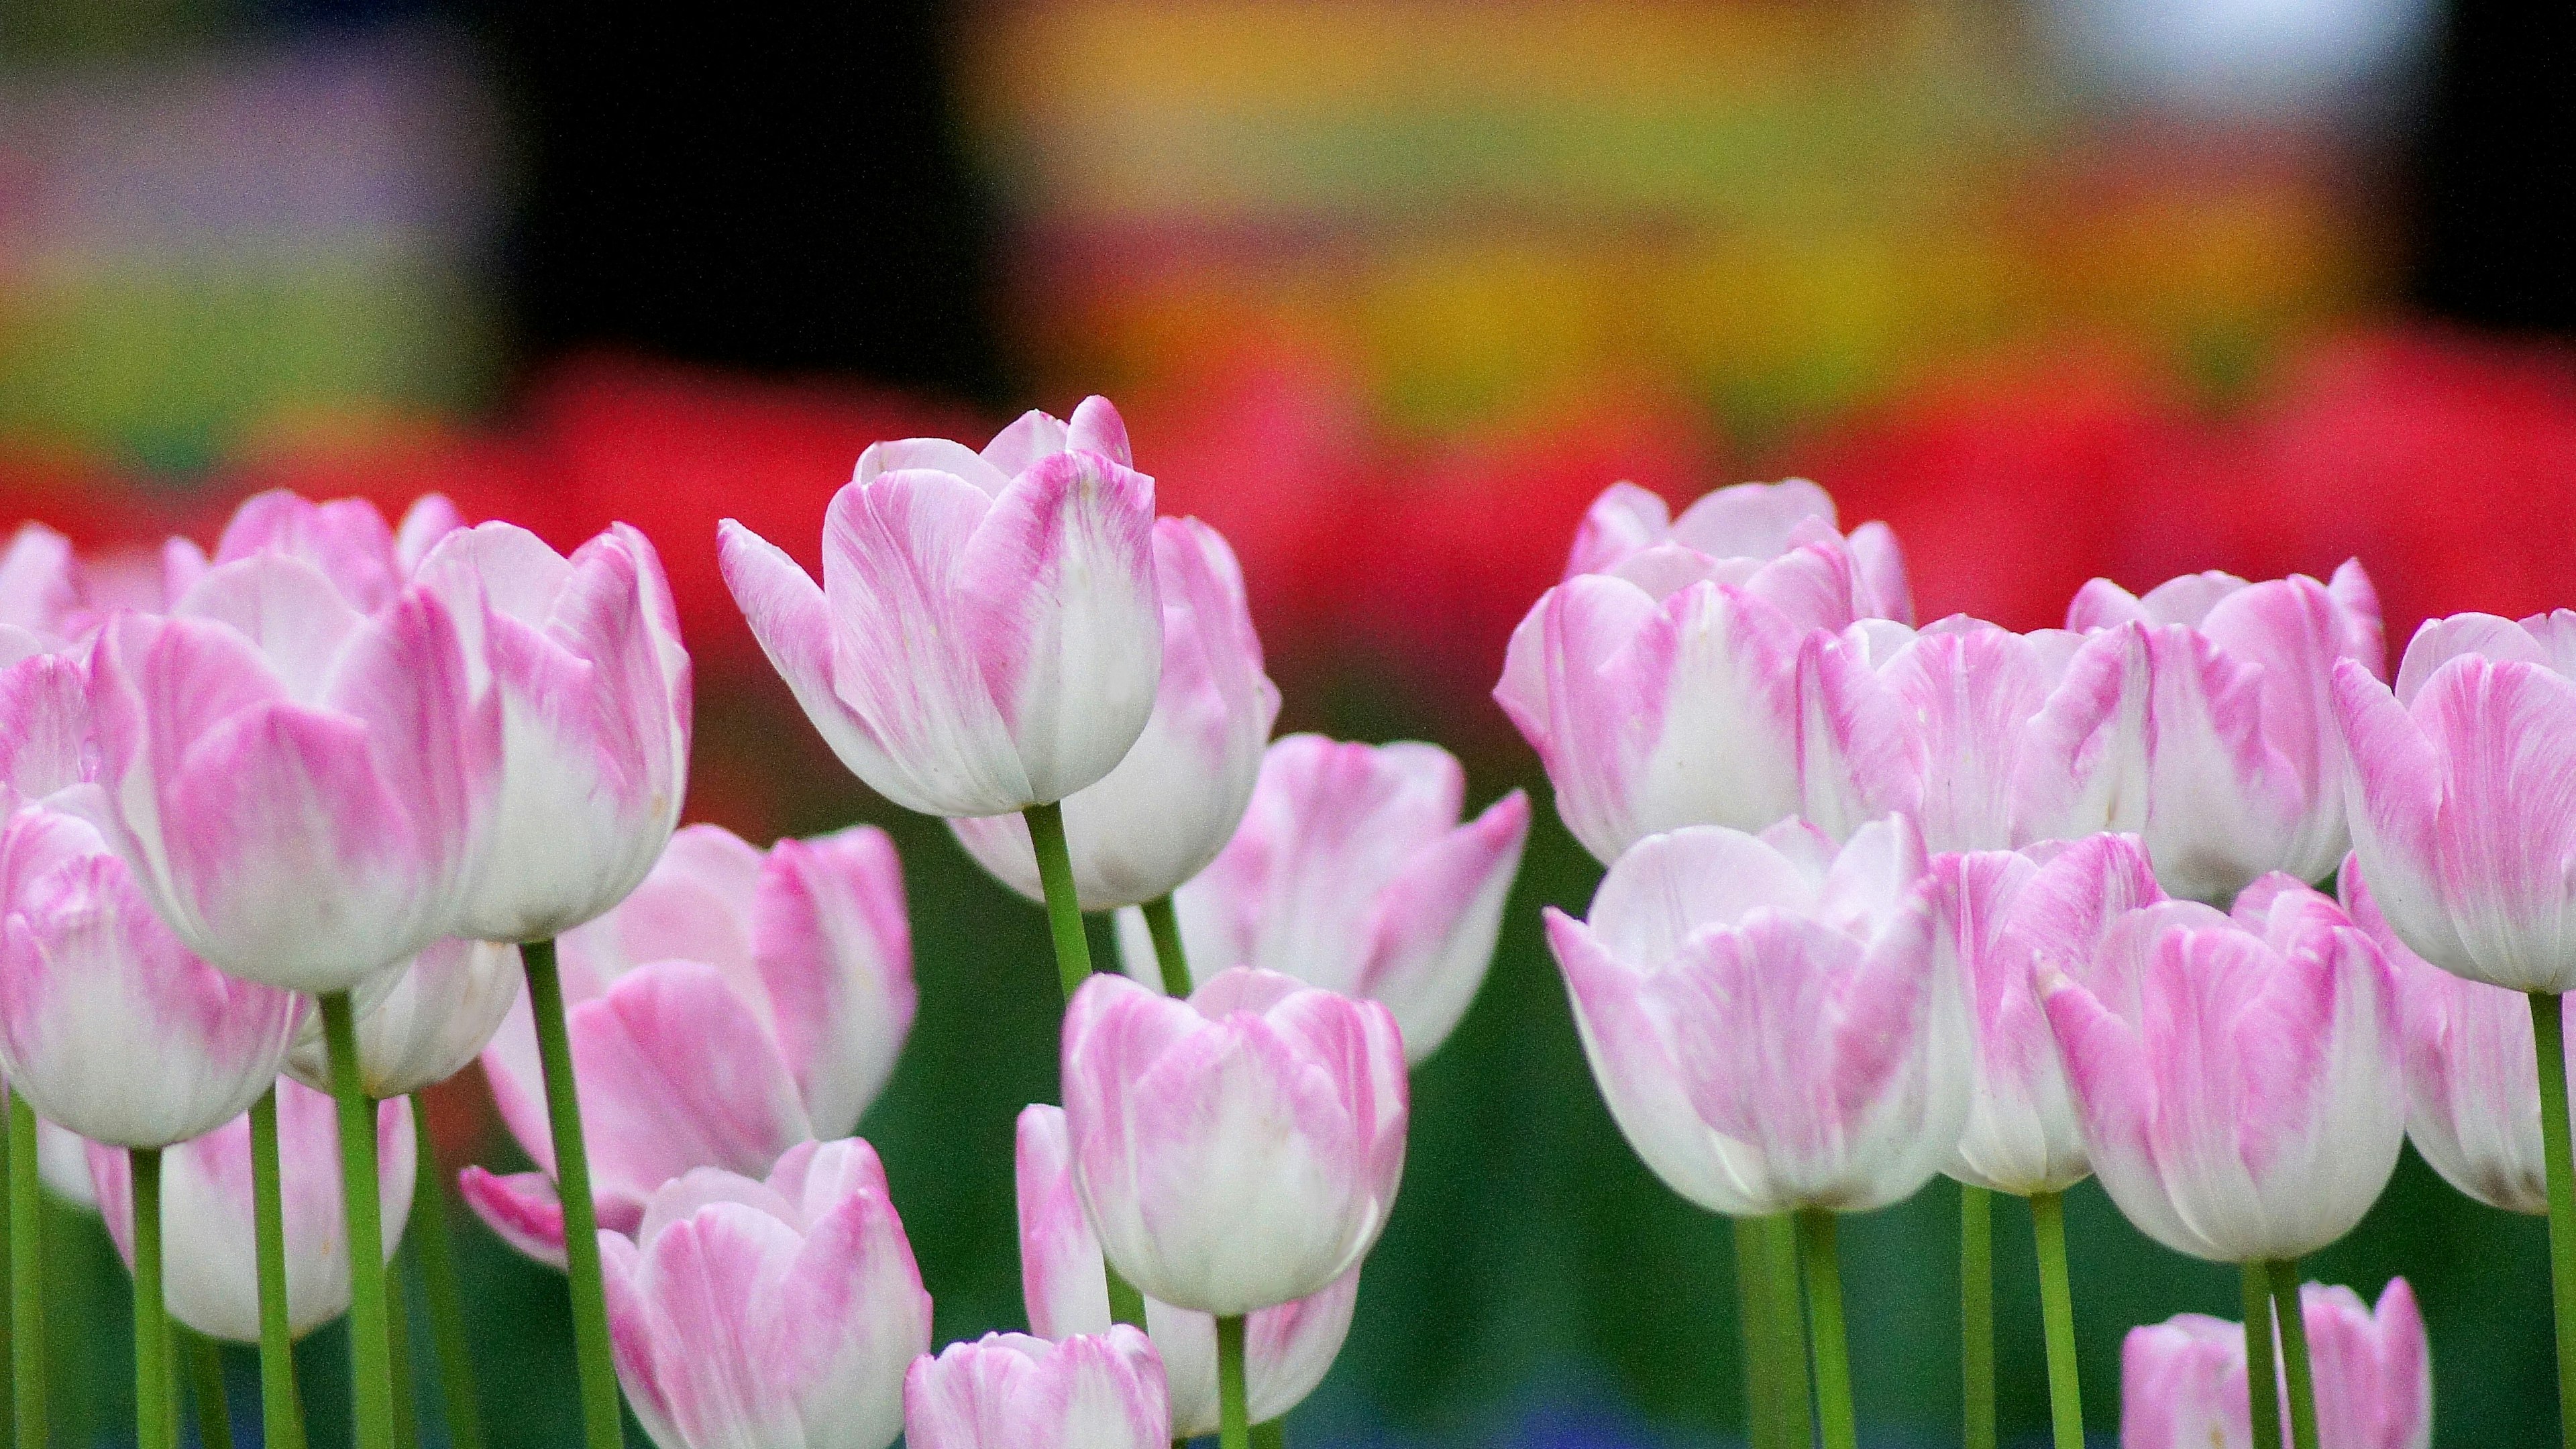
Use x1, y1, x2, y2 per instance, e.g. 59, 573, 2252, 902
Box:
720, 398, 1163, 818
414, 521, 692, 942
1496, 539, 1917, 865
1933, 834, 2165, 1197
1062, 968, 1407, 1316
284, 937, 523, 1100
0, 800, 305, 1148
0, 523, 211, 665
89, 1080, 414, 1341
463, 823, 914, 1263
1112, 734, 1529, 1063
1565, 479, 1913, 625
83, 514, 502, 992
904, 1328, 1168, 1449
1017, 1104, 1355, 1436
600, 1138, 931, 1449
2345, 855, 2560, 1214
949, 516, 1277, 910
1864, 617, 2116, 855
2043, 874, 2404, 1263
1543, 815, 1965, 1215
2038, 564, 2384, 904
2334, 609, 2576, 994
2121, 1278, 2430, 1449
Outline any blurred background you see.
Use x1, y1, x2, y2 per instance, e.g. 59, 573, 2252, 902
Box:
3, 0, 2571, 1444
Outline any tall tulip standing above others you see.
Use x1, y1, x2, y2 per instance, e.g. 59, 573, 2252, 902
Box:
1113, 734, 1529, 1063
950, 516, 1278, 910
600, 1139, 932, 1449
904, 1328, 1170, 1449
2121, 1279, 2431, 1449
1864, 619, 2107, 855
1497, 482, 1918, 863
2040, 564, 2383, 905
1565, 479, 1913, 624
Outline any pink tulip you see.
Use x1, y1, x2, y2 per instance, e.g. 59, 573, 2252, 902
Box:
2334, 608, 2576, 994
83, 529, 501, 993
600, 1138, 930, 1449
209, 490, 461, 612
950, 516, 1277, 910
1932, 835, 2165, 1197
1112, 734, 1529, 1063
1866, 617, 2118, 854
88, 1080, 415, 1342
463, 823, 914, 1263
1017, 1104, 1354, 1436
720, 398, 1163, 818
2346, 855, 2561, 1214
0, 524, 206, 664
284, 937, 523, 1100
2037, 563, 2384, 904
413, 521, 692, 942
1564, 479, 1913, 625
1062, 968, 1407, 1316
904, 1328, 1168, 1449
2042, 873, 2404, 1263
34, 1114, 97, 1209
1495, 545, 1917, 865
1542, 815, 1966, 1215
0, 795, 305, 1148
2121, 1278, 2430, 1449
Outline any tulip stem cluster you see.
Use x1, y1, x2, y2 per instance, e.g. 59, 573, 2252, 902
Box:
2536, 990, 2576, 1444
2240, 1265, 2282, 1449
1140, 895, 1194, 998
1794, 1210, 1857, 1449
130, 1146, 169, 1449
2028, 1191, 2082, 1449
1216, 1314, 1251, 1449
1736, 1214, 1810, 1448
1959, 1185, 1994, 1449
8, 1091, 42, 1449
409, 1124, 485, 1449
322, 992, 398, 1449
519, 941, 627, 1449
249, 1086, 305, 1449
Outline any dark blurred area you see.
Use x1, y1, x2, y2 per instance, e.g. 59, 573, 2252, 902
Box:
5, 1, 2575, 1446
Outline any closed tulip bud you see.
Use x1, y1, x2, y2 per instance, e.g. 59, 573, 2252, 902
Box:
1543, 815, 1966, 1215
1866, 617, 2119, 854
88, 1081, 414, 1341
283, 937, 522, 1101
2121, 1279, 2430, 1449
1565, 479, 1913, 625
463, 824, 914, 1263
1934, 834, 2164, 1197
2334, 608, 2576, 994
2039, 563, 2383, 904
1063, 969, 1407, 1316
0, 525, 91, 661
1017, 1105, 1354, 1436
904, 1328, 1169, 1449
950, 516, 1277, 909
1113, 734, 1529, 1063
602, 1138, 930, 1449
414, 521, 692, 942
720, 398, 1163, 818
2043, 875, 2404, 1263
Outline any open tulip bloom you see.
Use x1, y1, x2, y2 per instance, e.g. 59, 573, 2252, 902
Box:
2122, 1279, 2430, 1449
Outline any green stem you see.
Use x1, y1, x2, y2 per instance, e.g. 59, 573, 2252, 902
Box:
1760, 1214, 1812, 1448
1796, 1209, 1856, 1449
1732, 1218, 1781, 1449
1248, 1419, 1287, 1449
0, 1092, 11, 1449
132, 1147, 170, 1449
2241, 1261, 2282, 1449
321, 993, 394, 1449
2030, 1191, 2085, 1449
384, 1230, 418, 1449
9, 1089, 43, 1449
1140, 895, 1195, 998
1216, 1314, 1250, 1449
521, 941, 625, 1449
1023, 802, 1092, 998
249, 1087, 305, 1449
2534, 991, 2576, 1446
408, 1119, 484, 1449
2268, 1260, 2320, 1449
1961, 1184, 1994, 1449
184, 1330, 233, 1449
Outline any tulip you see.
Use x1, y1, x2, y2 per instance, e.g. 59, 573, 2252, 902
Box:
1495, 546, 1918, 865
413, 521, 691, 943
209, 490, 462, 614
87, 1081, 414, 1342
599, 1138, 930, 1449
1111, 733, 1529, 1063
1866, 617, 2110, 855
1061, 968, 1406, 1317
2037, 562, 2383, 904
0, 525, 89, 661
1564, 478, 1913, 625
282, 938, 523, 1101
904, 1328, 1169, 1449
2121, 1279, 2430, 1449
949, 516, 1277, 910
1017, 1105, 1355, 1436
718, 397, 1162, 820
462, 822, 914, 1262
